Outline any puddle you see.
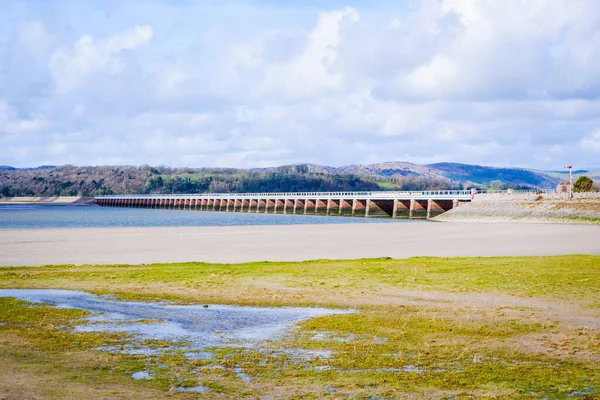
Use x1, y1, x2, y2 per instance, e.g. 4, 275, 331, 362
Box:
172, 385, 209, 393
402, 365, 423, 373
566, 387, 597, 398
340, 366, 424, 374
234, 368, 252, 383
0, 289, 352, 359
131, 371, 152, 380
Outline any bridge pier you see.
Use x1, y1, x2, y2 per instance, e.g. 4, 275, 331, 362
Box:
327, 199, 338, 215
284, 199, 292, 214
409, 199, 428, 219
293, 199, 302, 214
392, 199, 410, 218
315, 199, 327, 214
339, 199, 351, 216
352, 199, 368, 217
265, 199, 274, 213
427, 199, 455, 219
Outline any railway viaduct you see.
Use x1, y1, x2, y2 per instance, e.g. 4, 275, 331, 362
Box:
95, 190, 481, 219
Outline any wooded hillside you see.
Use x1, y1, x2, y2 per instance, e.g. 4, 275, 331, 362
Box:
0, 165, 456, 197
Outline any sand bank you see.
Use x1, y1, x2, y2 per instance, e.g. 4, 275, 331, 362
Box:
1, 222, 599, 266
0, 196, 94, 206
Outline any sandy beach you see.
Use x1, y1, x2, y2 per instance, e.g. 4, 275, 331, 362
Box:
1, 222, 599, 266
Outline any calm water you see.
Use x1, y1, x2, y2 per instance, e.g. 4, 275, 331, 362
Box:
0, 205, 408, 229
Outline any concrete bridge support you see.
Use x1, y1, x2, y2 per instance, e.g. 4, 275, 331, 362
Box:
248, 199, 257, 212
352, 200, 368, 216
266, 199, 275, 213
284, 199, 293, 214
255, 199, 263, 213
426, 199, 454, 219
275, 199, 285, 214
409, 199, 428, 219
327, 199, 339, 215
315, 199, 327, 214
392, 200, 411, 218
304, 199, 316, 215
294, 199, 303, 214
339, 199, 352, 216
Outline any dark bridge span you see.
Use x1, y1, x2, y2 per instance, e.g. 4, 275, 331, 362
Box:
95, 191, 484, 219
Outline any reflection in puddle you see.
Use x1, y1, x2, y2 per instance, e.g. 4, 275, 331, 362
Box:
0, 289, 353, 361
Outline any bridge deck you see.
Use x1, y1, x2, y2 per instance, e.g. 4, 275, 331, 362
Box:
98, 190, 479, 201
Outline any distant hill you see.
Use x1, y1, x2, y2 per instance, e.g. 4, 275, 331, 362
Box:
0, 165, 55, 171
427, 163, 559, 188
254, 161, 571, 189
1, 162, 597, 197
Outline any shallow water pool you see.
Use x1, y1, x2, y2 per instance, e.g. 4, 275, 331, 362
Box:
0, 289, 352, 355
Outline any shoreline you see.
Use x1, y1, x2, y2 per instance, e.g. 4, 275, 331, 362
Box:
0, 202, 94, 206
0, 196, 95, 206
1, 222, 599, 266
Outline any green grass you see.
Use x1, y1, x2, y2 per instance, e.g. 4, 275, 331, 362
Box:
2, 255, 599, 306
1, 256, 599, 398
559, 215, 600, 224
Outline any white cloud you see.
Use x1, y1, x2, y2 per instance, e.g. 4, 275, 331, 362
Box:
0, 102, 45, 136
581, 130, 600, 153
259, 7, 359, 99
49, 26, 153, 93
157, 64, 189, 94
18, 20, 54, 57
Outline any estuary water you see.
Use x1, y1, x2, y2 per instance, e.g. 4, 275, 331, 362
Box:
0, 205, 407, 229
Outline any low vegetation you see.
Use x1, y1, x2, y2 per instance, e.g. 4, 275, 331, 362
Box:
1, 255, 599, 398
574, 176, 595, 192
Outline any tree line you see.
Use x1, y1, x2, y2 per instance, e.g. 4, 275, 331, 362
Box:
0, 165, 459, 197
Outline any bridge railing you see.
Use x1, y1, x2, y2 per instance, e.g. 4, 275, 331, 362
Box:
96, 189, 545, 200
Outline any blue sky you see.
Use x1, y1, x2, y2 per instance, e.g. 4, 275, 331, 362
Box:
1, 0, 600, 170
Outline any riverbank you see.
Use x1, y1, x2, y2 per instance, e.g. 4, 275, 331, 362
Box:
1, 222, 599, 266
0, 196, 95, 206
435, 193, 600, 224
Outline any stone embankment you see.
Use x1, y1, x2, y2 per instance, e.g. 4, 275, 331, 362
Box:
0, 196, 95, 206
435, 192, 600, 223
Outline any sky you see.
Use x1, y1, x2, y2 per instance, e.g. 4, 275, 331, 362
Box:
1, 0, 600, 170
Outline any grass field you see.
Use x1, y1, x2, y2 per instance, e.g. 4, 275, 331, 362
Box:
1, 256, 599, 399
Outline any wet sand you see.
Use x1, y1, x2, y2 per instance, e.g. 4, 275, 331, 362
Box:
1, 222, 599, 266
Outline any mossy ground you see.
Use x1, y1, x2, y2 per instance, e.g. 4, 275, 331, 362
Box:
1, 255, 599, 399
